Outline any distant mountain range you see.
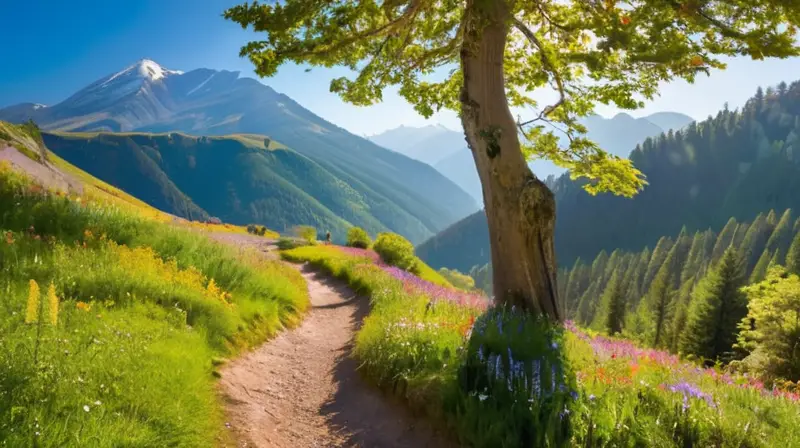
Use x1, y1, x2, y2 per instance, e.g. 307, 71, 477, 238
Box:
371, 112, 695, 201
0, 59, 478, 243
367, 124, 466, 166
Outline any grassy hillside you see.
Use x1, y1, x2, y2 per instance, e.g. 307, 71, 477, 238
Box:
0, 160, 307, 446
41, 130, 445, 244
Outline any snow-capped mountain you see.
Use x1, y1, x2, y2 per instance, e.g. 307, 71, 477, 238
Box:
0, 58, 479, 235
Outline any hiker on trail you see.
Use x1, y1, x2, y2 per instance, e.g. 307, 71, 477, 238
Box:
325, 231, 331, 245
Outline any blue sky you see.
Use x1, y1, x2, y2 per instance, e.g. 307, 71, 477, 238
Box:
2, 0, 800, 136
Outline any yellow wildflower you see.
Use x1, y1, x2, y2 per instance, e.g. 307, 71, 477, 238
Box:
84, 229, 93, 240
76, 301, 91, 312
207, 279, 221, 298
25, 280, 40, 324
47, 282, 59, 326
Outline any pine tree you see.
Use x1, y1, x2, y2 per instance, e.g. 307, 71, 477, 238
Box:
644, 237, 674, 287
711, 217, 738, 264
563, 258, 586, 318
591, 250, 609, 281
765, 209, 793, 264
645, 252, 677, 347
603, 271, 626, 335
681, 231, 706, 284
669, 279, 696, 353
679, 248, 748, 363
666, 228, 693, 289
788, 230, 800, 275
740, 213, 768, 271
576, 281, 600, 325
750, 248, 773, 284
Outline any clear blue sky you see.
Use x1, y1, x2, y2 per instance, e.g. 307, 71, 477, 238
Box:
2, 0, 800, 135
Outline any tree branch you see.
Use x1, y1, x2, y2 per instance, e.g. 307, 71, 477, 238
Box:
279, 0, 424, 59
511, 16, 566, 125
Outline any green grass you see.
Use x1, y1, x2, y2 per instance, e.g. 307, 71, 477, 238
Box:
0, 162, 308, 447
281, 245, 800, 448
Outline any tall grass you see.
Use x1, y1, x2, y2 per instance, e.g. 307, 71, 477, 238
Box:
282, 244, 800, 448
0, 163, 308, 446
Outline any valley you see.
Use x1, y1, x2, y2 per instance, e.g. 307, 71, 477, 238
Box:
1, 60, 478, 244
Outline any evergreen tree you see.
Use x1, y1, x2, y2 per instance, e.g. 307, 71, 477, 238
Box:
591, 250, 609, 281
711, 217, 738, 264
788, 230, 800, 275
680, 248, 748, 363
645, 252, 677, 347
765, 209, 794, 264
602, 271, 626, 335
576, 281, 600, 325
666, 228, 693, 289
563, 258, 587, 318
732, 221, 750, 248
750, 248, 773, 284
644, 237, 674, 287
681, 231, 706, 284
740, 213, 768, 271
669, 279, 696, 353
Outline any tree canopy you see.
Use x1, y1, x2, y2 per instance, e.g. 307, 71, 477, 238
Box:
225, 0, 800, 196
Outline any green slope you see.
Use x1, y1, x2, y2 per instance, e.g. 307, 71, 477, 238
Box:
40, 131, 432, 243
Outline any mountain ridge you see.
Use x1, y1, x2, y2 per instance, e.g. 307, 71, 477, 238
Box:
0, 59, 478, 242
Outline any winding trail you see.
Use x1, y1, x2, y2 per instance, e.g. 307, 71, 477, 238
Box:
212, 234, 452, 448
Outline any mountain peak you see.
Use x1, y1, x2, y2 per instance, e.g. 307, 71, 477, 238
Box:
101, 59, 182, 88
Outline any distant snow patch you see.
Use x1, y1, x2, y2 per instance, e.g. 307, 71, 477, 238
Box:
32, 104, 47, 110
187, 73, 216, 95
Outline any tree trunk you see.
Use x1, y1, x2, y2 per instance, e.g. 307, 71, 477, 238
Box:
459, 0, 561, 320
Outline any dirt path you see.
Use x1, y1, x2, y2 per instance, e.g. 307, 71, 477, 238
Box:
214, 235, 452, 448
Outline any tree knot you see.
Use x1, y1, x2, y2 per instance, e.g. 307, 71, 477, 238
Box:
479, 126, 502, 159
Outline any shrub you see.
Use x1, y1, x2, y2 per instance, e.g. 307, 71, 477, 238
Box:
373, 232, 416, 271
246, 224, 269, 236
277, 237, 310, 250
293, 225, 317, 243
206, 217, 222, 225
346, 227, 372, 249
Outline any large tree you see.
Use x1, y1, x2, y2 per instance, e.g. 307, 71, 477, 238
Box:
225, 0, 800, 318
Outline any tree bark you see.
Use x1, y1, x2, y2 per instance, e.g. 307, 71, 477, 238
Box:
459, 0, 561, 320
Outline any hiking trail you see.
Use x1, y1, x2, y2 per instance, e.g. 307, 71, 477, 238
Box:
212, 234, 452, 448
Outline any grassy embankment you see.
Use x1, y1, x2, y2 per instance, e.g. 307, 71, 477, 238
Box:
282, 244, 800, 447
0, 160, 306, 447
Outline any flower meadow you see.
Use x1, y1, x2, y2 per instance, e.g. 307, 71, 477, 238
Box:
282, 244, 800, 447
0, 163, 308, 447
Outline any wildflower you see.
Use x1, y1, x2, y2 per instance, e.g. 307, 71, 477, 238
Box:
83, 405, 90, 412
589, 394, 596, 401
47, 282, 59, 326
76, 301, 92, 312
478, 394, 488, 401
94, 400, 101, 406
4, 231, 13, 245
25, 280, 40, 324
